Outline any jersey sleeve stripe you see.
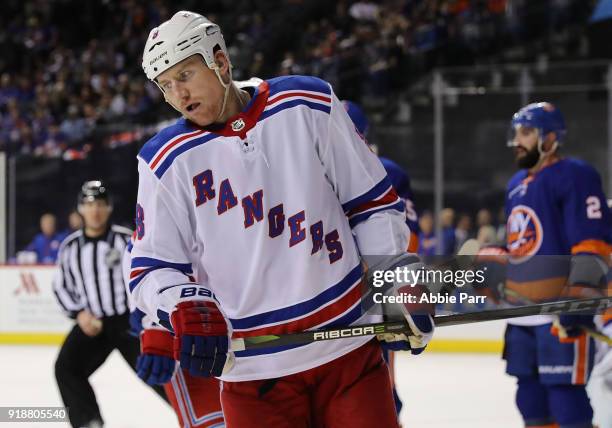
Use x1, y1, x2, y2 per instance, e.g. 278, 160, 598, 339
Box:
346, 185, 405, 229
266, 75, 332, 98
131, 257, 192, 271
266, 91, 331, 107
341, 176, 394, 213
129, 257, 193, 291
150, 129, 207, 169
152, 133, 220, 179
130, 268, 149, 279
346, 186, 399, 216
571, 239, 612, 257
260, 98, 331, 122
128, 267, 166, 292
348, 201, 405, 229
229, 264, 362, 331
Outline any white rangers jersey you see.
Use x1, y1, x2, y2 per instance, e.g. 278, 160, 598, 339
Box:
129, 75, 409, 381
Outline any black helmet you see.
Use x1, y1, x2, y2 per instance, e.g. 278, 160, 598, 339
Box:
78, 180, 111, 205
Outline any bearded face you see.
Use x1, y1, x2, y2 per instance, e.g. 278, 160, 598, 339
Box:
514, 143, 540, 169
511, 126, 540, 169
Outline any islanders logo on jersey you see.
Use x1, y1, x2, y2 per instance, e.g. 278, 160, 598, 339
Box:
506, 205, 543, 263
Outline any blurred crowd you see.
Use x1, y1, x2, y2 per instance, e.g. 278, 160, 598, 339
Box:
0, 0, 591, 157
0, 0, 168, 157
417, 206, 506, 256
277, 0, 588, 102
19, 211, 82, 264
19, 204, 502, 263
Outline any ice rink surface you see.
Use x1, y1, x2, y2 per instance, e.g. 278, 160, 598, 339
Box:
0, 345, 526, 427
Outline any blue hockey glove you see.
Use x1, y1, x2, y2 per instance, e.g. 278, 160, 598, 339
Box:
137, 329, 175, 385
551, 314, 595, 343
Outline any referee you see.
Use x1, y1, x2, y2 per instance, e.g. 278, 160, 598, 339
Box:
53, 180, 165, 428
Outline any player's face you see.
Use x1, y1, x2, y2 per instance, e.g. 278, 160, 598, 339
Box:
157, 55, 225, 127
79, 200, 111, 231
511, 126, 540, 169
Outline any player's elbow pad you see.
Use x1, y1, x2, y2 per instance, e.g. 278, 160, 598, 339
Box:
568, 254, 608, 289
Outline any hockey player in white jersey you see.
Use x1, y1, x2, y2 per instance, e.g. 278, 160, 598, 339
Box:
131, 11, 434, 427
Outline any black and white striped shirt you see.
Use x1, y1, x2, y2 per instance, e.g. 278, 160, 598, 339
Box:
53, 225, 132, 319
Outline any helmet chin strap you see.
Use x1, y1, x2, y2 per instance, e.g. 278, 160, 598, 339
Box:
213, 65, 232, 123
535, 134, 558, 166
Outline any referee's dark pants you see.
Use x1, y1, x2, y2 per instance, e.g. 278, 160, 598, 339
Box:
54, 313, 167, 427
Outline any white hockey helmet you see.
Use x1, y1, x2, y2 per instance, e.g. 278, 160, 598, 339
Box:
142, 11, 230, 82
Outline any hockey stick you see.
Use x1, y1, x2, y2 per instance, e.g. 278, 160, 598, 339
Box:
230, 295, 612, 351
502, 288, 612, 345
452, 240, 612, 344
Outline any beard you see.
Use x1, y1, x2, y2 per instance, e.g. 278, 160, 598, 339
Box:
514, 145, 540, 169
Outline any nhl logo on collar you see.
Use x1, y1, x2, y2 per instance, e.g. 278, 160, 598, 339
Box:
231, 118, 246, 132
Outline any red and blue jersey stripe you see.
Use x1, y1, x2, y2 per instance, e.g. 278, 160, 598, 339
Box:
139, 125, 220, 179
129, 256, 194, 292
138, 76, 333, 179
342, 176, 404, 228
260, 76, 332, 121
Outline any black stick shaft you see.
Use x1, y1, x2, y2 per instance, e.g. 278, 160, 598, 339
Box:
231, 296, 612, 352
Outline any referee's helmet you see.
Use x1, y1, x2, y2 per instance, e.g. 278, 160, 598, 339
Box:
78, 180, 112, 206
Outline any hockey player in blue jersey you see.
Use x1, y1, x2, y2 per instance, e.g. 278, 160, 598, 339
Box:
342, 100, 420, 252
502, 102, 611, 428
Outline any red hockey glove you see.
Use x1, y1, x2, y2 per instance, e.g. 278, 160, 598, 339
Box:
170, 300, 234, 377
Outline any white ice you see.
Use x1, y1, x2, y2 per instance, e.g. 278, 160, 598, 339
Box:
0, 345, 526, 427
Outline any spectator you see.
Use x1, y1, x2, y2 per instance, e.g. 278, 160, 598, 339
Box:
0, 0, 592, 159
58, 210, 83, 241
24, 213, 64, 264
439, 207, 456, 255
477, 224, 497, 246
455, 213, 473, 251
418, 211, 437, 256
60, 105, 91, 143
476, 208, 493, 228
496, 206, 506, 244
39, 124, 67, 158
